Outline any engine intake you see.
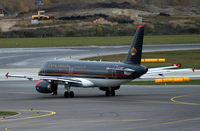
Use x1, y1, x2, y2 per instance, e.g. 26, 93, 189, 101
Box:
35, 80, 52, 93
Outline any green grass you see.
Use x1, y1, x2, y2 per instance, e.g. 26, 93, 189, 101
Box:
0, 34, 200, 48
126, 80, 200, 85
0, 111, 18, 116
83, 50, 200, 69
84, 50, 200, 85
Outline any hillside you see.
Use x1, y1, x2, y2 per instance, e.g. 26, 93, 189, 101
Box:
0, 0, 199, 38
0, 0, 199, 14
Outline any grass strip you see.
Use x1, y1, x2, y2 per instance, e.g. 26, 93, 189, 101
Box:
0, 111, 18, 116
0, 34, 200, 48
82, 50, 200, 68
126, 80, 200, 85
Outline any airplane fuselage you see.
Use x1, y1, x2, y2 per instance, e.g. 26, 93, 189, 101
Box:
38, 60, 148, 87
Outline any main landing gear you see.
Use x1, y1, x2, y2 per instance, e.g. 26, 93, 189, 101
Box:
100, 86, 120, 96
105, 89, 116, 96
64, 91, 74, 98
64, 83, 74, 98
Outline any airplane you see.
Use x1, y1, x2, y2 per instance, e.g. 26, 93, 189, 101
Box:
6, 25, 192, 98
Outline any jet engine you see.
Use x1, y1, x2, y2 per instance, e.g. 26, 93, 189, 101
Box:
35, 80, 52, 93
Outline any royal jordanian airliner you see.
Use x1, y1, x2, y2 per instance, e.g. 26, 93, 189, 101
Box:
6, 26, 190, 98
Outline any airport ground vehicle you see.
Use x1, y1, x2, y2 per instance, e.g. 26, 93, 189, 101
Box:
32, 11, 54, 20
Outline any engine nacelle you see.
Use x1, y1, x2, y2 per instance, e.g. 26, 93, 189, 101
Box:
35, 80, 52, 93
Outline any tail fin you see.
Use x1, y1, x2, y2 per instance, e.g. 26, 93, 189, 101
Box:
124, 25, 144, 65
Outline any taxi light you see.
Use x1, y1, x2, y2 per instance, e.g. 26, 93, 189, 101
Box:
141, 59, 165, 63
155, 77, 190, 83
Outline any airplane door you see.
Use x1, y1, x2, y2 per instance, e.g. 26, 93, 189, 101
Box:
112, 65, 117, 78
113, 65, 123, 79
64, 65, 70, 75
106, 65, 123, 79
113, 65, 119, 78
106, 66, 114, 79
69, 66, 73, 75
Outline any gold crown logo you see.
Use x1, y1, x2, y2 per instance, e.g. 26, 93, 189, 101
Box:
131, 47, 137, 56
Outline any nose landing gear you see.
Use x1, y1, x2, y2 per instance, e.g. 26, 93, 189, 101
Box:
51, 82, 58, 95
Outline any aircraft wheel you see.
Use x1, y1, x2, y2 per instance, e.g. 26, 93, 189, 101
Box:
51, 82, 58, 95
64, 91, 69, 98
111, 90, 115, 96
52, 91, 57, 95
105, 90, 110, 96
69, 91, 74, 98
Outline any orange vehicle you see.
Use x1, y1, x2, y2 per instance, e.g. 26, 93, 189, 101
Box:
32, 11, 54, 20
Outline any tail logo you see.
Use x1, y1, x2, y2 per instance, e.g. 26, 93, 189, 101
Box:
131, 47, 137, 56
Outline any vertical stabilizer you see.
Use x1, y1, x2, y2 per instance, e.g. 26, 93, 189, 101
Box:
124, 25, 144, 65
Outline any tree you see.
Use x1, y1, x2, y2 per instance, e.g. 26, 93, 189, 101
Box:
173, 0, 191, 6
173, 0, 181, 6
0, 27, 2, 38
19, 1, 29, 12
64, 25, 74, 36
96, 26, 103, 36
43, 0, 52, 4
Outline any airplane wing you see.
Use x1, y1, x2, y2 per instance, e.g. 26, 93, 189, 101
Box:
5, 73, 82, 84
148, 65, 179, 71
142, 65, 194, 77
145, 68, 193, 76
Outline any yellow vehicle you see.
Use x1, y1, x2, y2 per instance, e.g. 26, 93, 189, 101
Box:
32, 11, 54, 20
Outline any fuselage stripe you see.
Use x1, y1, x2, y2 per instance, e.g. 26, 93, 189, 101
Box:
40, 70, 124, 76
38, 72, 126, 79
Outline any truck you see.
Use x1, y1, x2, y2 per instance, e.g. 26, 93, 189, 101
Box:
32, 11, 54, 20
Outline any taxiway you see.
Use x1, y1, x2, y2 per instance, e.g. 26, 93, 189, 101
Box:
0, 81, 200, 131
1, 44, 200, 131
0, 44, 200, 68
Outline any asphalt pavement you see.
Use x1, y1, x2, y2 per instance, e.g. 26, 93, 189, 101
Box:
0, 44, 200, 131
0, 81, 200, 131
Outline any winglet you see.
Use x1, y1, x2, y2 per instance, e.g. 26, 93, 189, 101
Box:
136, 25, 144, 32
5, 72, 9, 79
192, 65, 195, 72
172, 64, 181, 68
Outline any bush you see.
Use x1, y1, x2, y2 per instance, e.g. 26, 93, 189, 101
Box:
0, 27, 2, 37
96, 26, 103, 36
64, 25, 74, 36
144, 24, 155, 34
187, 28, 200, 34
23, 31, 36, 37
107, 16, 133, 24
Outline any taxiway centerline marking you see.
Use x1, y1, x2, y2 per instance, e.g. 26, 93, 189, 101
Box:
170, 95, 200, 106
0, 109, 56, 122
114, 94, 200, 131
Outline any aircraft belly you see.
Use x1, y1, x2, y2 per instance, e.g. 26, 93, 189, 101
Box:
87, 78, 131, 87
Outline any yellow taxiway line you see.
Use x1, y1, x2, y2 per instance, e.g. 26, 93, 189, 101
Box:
115, 94, 200, 131
1, 109, 56, 122
170, 95, 200, 106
